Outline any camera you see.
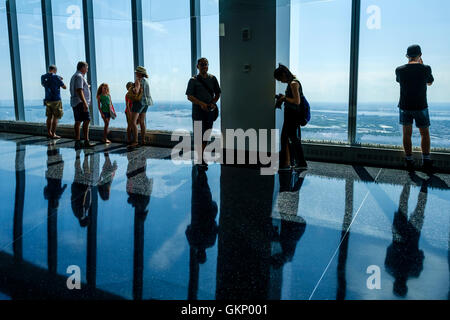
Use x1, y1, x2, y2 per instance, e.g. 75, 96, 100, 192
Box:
274, 94, 284, 109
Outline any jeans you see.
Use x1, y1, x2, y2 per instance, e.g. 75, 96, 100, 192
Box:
280, 109, 306, 167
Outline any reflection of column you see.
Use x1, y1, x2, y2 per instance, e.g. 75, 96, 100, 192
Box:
86, 153, 99, 293
133, 212, 145, 301
188, 247, 200, 300
47, 204, 57, 274
216, 166, 274, 299
336, 178, 354, 300
13, 143, 25, 261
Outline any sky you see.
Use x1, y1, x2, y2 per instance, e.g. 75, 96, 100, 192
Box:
0, 0, 449, 105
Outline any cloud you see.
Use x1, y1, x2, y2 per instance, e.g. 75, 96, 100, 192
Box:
143, 21, 168, 34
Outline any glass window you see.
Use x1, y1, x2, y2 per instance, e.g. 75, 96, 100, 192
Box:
0, 5, 15, 120
142, 0, 192, 132
52, 0, 85, 125
290, 0, 352, 142
200, 0, 221, 133
357, 0, 450, 149
93, 0, 134, 128
16, 0, 47, 122
200, 0, 220, 79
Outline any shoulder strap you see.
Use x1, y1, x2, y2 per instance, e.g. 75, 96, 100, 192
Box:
196, 75, 215, 99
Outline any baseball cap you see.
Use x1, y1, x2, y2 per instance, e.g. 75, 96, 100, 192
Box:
407, 45, 422, 58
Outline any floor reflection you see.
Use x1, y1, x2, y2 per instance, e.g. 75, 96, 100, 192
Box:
0, 133, 449, 300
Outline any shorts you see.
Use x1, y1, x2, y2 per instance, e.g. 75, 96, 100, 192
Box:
72, 103, 91, 122
45, 100, 63, 119
131, 101, 148, 114
399, 108, 430, 128
102, 111, 111, 119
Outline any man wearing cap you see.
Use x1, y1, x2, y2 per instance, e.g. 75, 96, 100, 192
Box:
70, 61, 95, 148
129, 66, 153, 147
395, 45, 434, 172
41, 65, 66, 139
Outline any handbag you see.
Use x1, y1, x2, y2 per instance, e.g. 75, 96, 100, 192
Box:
109, 95, 117, 119
196, 75, 219, 122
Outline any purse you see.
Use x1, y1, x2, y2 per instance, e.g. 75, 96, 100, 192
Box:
109, 95, 117, 119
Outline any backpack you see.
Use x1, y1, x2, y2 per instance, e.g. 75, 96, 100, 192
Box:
298, 95, 311, 127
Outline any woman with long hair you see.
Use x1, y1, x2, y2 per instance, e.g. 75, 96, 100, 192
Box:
274, 64, 307, 171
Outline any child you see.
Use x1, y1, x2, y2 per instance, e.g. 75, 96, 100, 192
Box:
97, 83, 113, 144
125, 81, 143, 145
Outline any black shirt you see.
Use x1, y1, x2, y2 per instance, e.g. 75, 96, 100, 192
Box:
185, 74, 221, 120
395, 64, 434, 110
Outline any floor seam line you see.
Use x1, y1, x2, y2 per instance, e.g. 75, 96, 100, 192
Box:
308, 168, 383, 300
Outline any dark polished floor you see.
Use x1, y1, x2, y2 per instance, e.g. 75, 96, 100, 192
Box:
0, 132, 448, 300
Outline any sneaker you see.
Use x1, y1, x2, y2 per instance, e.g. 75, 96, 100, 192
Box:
422, 159, 434, 174
83, 140, 95, 148
405, 158, 415, 172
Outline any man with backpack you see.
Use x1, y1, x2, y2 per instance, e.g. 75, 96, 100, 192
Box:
396, 45, 434, 173
186, 58, 221, 169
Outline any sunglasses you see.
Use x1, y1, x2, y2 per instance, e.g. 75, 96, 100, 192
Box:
199, 63, 209, 67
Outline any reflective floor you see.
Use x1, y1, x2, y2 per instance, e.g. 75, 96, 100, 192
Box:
0, 132, 449, 300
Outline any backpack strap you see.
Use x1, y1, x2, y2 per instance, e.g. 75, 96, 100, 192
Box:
196, 75, 215, 100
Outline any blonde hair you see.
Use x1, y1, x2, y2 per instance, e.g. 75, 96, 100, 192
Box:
97, 83, 110, 99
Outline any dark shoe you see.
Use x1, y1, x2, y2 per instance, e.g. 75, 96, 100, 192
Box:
422, 159, 434, 174
83, 140, 95, 148
405, 159, 415, 172
294, 162, 308, 171
74, 140, 82, 150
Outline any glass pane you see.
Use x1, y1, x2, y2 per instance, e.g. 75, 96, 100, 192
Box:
52, 0, 85, 125
142, 0, 192, 132
357, 0, 450, 149
16, 0, 46, 122
0, 6, 15, 120
290, 0, 352, 142
93, 0, 134, 128
200, 0, 221, 131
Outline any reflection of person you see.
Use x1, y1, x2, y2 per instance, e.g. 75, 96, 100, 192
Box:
186, 165, 218, 300
41, 65, 66, 139
70, 61, 94, 148
271, 171, 306, 269
274, 64, 307, 171
97, 152, 118, 201
186, 58, 221, 169
385, 181, 428, 297
71, 150, 93, 227
44, 141, 67, 210
44, 141, 66, 273
396, 45, 434, 172
126, 150, 153, 300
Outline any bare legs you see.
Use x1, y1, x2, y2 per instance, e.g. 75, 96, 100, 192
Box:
402, 125, 431, 156
46, 115, 60, 138
102, 117, 111, 143
130, 112, 140, 147
138, 113, 147, 145
74, 120, 90, 142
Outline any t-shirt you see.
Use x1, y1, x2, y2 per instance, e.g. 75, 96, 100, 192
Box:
99, 94, 111, 113
140, 78, 153, 106
70, 71, 91, 107
185, 74, 221, 119
41, 73, 64, 102
395, 64, 434, 110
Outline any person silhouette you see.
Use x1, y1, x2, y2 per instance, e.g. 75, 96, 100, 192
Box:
271, 171, 307, 269
126, 149, 153, 300
44, 141, 67, 273
71, 149, 94, 227
385, 179, 428, 297
186, 165, 218, 299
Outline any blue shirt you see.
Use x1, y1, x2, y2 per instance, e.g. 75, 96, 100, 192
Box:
41, 73, 64, 102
